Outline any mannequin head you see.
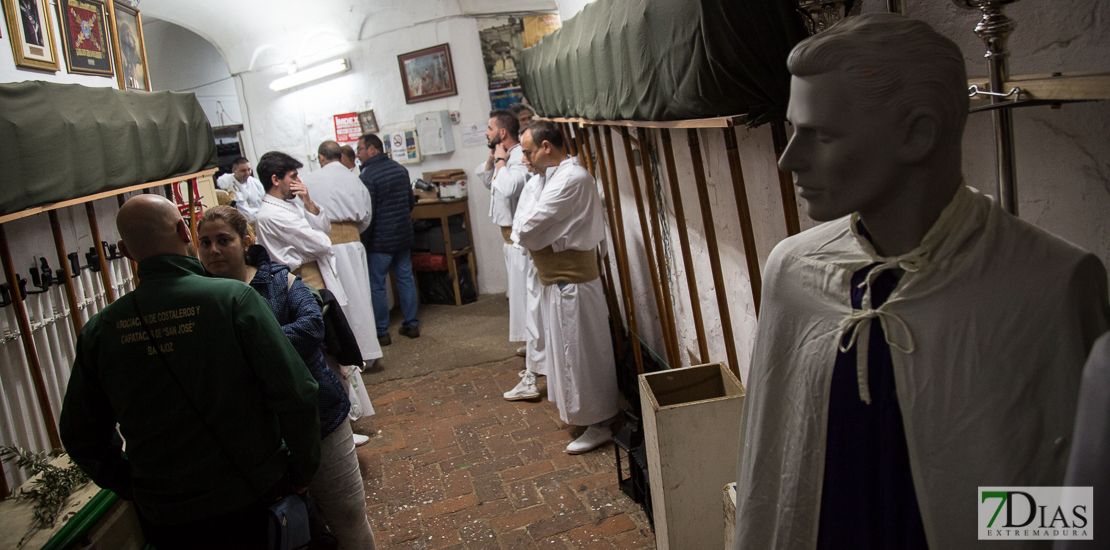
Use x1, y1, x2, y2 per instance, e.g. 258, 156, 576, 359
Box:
779, 14, 967, 224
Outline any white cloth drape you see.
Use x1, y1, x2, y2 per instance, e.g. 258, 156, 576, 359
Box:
734, 185, 1110, 550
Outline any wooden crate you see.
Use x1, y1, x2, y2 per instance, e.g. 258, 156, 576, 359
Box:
639, 363, 745, 550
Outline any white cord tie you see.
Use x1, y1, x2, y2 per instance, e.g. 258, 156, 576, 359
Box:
836, 306, 916, 405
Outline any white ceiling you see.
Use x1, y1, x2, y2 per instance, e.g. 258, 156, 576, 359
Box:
140, 0, 562, 74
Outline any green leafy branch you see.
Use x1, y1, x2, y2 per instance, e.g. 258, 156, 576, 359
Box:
1, 445, 91, 530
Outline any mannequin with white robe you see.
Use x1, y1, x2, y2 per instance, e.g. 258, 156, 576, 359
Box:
475, 143, 529, 344
517, 155, 619, 443
300, 160, 383, 364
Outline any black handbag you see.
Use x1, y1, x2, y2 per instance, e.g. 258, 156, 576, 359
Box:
133, 297, 339, 550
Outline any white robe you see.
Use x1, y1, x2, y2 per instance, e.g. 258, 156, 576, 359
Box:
518, 157, 618, 426
513, 174, 547, 376
734, 185, 1110, 550
216, 173, 266, 223
255, 195, 347, 306
301, 162, 382, 362
476, 144, 530, 341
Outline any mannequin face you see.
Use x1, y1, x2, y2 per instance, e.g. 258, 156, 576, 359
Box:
779, 72, 904, 222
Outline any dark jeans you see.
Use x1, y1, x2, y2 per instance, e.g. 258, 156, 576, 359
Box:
368, 249, 419, 335
138, 500, 269, 550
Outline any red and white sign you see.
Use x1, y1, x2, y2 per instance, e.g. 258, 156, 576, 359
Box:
333, 112, 361, 144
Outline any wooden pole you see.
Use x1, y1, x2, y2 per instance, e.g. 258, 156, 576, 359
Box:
577, 125, 625, 360
85, 203, 116, 304
621, 127, 678, 369
687, 129, 740, 378
118, 194, 139, 284
600, 126, 644, 374
0, 225, 63, 451
573, 123, 593, 177
722, 125, 762, 314
186, 179, 199, 254
659, 129, 710, 364
636, 128, 682, 369
771, 120, 801, 236
49, 211, 84, 336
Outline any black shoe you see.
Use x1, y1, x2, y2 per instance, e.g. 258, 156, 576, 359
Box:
378, 333, 391, 346
399, 325, 420, 339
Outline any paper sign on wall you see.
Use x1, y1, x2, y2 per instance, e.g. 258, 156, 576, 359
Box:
333, 112, 361, 144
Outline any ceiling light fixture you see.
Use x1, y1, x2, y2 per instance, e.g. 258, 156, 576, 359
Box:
270, 58, 349, 91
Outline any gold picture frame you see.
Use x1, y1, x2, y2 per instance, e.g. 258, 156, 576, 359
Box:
107, 0, 149, 91
3, 0, 61, 72
56, 0, 115, 77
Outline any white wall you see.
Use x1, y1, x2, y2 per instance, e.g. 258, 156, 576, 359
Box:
143, 17, 241, 127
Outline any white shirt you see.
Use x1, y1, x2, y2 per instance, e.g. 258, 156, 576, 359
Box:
516, 157, 607, 253
215, 173, 266, 223
300, 161, 373, 232
255, 194, 347, 304
475, 143, 528, 227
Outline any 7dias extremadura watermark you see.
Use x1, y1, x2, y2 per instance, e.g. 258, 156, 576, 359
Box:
979, 487, 1093, 540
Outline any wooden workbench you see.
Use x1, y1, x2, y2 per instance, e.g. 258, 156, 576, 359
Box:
411, 197, 478, 306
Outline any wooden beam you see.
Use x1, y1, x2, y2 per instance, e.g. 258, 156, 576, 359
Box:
0, 168, 218, 225
0, 225, 62, 451
621, 127, 678, 369
117, 194, 139, 285
573, 123, 593, 178
687, 129, 740, 378
86, 203, 116, 304
770, 121, 801, 237
636, 128, 682, 369
543, 115, 746, 129
659, 129, 709, 364
600, 126, 644, 374
722, 125, 762, 314
968, 71, 1110, 102
49, 211, 83, 337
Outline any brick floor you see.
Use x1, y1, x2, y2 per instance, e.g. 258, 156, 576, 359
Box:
354, 357, 656, 549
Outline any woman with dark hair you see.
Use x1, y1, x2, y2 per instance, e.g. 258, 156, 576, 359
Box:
196, 205, 376, 549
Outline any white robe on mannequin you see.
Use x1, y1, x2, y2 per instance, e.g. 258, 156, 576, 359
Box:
517, 157, 618, 426
300, 161, 383, 362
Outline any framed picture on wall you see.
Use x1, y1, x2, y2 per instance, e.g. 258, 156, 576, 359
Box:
358, 109, 379, 134
2, 0, 61, 71
56, 0, 114, 77
107, 0, 150, 90
398, 44, 458, 104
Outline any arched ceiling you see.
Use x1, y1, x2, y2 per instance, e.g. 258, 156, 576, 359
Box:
140, 0, 561, 75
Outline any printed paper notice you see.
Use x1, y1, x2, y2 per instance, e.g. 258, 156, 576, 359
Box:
461, 123, 487, 148
333, 112, 361, 144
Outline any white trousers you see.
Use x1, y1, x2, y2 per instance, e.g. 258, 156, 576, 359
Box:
504, 242, 529, 342
525, 263, 547, 376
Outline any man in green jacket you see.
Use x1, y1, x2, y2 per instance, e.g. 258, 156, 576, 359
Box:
60, 195, 322, 549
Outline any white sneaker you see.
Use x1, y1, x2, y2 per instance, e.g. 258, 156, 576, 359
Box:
566, 425, 612, 455
353, 433, 370, 446
503, 370, 540, 401
516, 346, 527, 357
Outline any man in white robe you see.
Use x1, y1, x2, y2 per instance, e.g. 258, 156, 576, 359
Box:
475, 110, 531, 369
253, 151, 348, 309
339, 145, 360, 174
215, 157, 266, 223
506, 169, 549, 400
517, 121, 619, 454
734, 15, 1110, 550
300, 141, 382, 365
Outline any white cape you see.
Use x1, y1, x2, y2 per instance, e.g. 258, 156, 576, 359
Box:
734, 185, 1110, 549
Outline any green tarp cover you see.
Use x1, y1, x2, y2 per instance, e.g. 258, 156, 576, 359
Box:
0, 81, 217, 216
520, 0, 808, 125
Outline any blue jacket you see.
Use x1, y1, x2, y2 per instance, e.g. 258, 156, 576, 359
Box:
360, 153, 415, 253
247, 246, 350, 438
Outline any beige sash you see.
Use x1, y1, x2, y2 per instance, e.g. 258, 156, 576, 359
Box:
329, 221, 360, 245
500, 226, 513, 245
529, 246, 600, 286
293, 261, 326, 290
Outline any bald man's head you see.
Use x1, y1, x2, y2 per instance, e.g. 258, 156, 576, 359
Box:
116, 195, 191, 262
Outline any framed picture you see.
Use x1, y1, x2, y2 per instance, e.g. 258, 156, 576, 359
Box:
56, 0, 114, 77
107, 0, 150, 90
358, 109, 379, 134
397, 44, 457, 104
3, 0, 61, 71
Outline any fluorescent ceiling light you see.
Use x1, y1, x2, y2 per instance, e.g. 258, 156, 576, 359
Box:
270, 58, 349, 91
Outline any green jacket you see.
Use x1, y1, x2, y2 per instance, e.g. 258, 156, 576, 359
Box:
60, 254, 321, 524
